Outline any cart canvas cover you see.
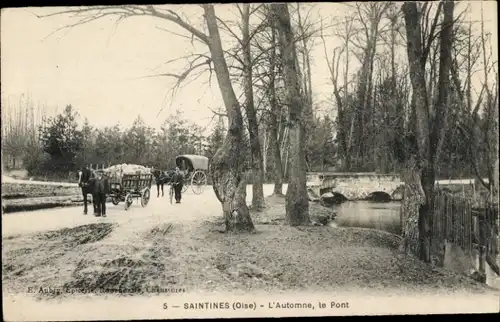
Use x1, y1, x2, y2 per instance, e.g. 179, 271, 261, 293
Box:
176, 155, 209, 171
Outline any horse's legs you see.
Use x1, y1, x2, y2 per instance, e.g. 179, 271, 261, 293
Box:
161, 183, 164, 197
82, 187, 88, 214
157, 183, 160, 197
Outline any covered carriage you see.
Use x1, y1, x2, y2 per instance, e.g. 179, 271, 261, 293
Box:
175, 154, 209, 194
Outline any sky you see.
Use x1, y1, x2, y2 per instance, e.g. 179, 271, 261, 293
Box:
1, 2, 497, 135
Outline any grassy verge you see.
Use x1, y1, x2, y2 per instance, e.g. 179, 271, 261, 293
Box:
2, 182, 83, 214
2, 183, 80, 199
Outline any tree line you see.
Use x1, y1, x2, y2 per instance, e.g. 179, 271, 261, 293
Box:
2, 98, 335, 182
2, 3, 498, 250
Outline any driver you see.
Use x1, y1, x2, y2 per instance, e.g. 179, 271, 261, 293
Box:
172, 166, 184, 203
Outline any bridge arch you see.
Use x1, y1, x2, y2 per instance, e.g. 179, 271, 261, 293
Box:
367, 191, 392, 202
320, 191, 348, 206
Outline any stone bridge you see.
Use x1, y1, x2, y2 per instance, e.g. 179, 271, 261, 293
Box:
306, 172, 404, 202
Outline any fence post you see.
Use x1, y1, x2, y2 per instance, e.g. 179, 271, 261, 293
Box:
400, 190, 404, 237
478, 211, 486, 280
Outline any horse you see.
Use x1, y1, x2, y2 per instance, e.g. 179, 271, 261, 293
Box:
151, 168, 175, 197
79, 167, 109, 216
79, 166, 96, 215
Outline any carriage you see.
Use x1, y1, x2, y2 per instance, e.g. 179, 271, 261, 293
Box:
108, 173, 153, 210
174, 154, 209, 195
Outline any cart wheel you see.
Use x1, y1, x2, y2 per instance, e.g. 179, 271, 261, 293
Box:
141, 188, 150, 207
124, 193, 133, 210
111, 196, 120, 205
191, 170, 207, 195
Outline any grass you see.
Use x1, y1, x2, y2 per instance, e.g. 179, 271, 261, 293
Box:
2, 182, 80, 199
2, 182, 83, 214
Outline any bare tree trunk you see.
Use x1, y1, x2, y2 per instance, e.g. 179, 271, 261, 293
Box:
402, 2, 433, 262
271, 3, 310, 226
343, 18, 356, 171
204, 4, 254, 233
269, 105, 284, 195
262, 126, 268, 176
270, 110, 284, 195
241, 4, 265, 211
432, 0, 454, 167
232, 170, 255, 231
297, 4, 314, 117
268, 12, 284, 196
491, 92, 499, 201
297, 4, 315, 174
402, 1, 454, 263
353, 3, 387, 170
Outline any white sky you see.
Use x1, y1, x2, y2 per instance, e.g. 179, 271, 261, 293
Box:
1, 2, 497, 134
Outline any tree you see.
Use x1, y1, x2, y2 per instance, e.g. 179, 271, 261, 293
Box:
402, 1, 455, 262
1, 93, 44, 170
251, 8, 286, 195
205, 116, 227, 161
203, 4, 255, 232
75, 118, 95, 167
240, 3, 266, 211
39, 104, 83, 173
321, 15, 357, 171
122, 115, 154, 165
271, 3, 310, 226
294, 3, 317, 173
38, 5, 255, 233
459, 4, 499, 200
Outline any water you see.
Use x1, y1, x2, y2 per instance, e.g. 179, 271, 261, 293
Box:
328, 201, 402, 235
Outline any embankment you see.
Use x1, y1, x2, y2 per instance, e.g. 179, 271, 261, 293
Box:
2, 182, 82, 214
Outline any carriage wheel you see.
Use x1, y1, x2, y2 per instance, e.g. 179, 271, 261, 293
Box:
141, 188, 151, 207
111, 196, 120, 205
124, 193, 133, 211
191, 170, 207, 195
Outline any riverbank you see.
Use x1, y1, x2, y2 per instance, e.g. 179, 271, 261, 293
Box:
3, 194, 496, 304
2, 182, 82, 214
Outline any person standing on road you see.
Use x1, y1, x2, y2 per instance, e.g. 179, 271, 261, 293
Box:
92, 170, 109, 217
172, 166, 184, 203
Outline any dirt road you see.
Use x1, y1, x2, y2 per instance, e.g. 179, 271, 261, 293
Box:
2, 184, 284, 237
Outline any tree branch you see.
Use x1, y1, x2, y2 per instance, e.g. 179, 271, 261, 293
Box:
35, 5, 210, 45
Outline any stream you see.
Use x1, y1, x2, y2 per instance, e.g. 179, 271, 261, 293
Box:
328, 200, 402, 235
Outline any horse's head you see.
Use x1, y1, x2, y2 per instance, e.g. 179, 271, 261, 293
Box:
151, 168, 161, 178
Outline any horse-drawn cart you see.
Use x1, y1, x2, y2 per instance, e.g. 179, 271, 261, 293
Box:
108, 173, 153, 210
175, 154, 209, 195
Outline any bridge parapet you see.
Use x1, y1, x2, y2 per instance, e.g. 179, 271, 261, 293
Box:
306, 172, 404, 201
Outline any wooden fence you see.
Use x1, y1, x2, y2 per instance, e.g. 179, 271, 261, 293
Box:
430, 190, 474, 267
402, 188, 499, 278
473, 200, 500, 276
